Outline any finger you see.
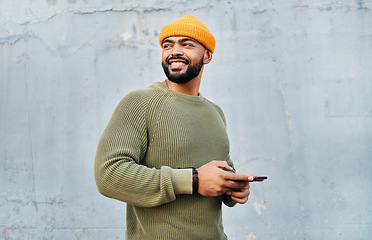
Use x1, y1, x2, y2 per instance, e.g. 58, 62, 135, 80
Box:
225, 180, 248, 190
231, 190, 250, 203
213, 161, 233, 171
231, 195, 248, 204
230, 189, 250, 198
227, 173, 254, 182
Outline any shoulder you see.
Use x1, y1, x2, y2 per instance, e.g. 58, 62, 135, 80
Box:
204, 98, 225, 115
123, 83, 161, 101
113, 83, 168, 115
204, 98, 227, 123
118, 83, 163, 105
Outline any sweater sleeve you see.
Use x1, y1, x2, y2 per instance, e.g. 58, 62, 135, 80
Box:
211, 103, 238, 207
94, 91, 192, 208
222, 155, 238, 207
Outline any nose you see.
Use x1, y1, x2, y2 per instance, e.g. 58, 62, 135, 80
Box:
170, 44, 183, 57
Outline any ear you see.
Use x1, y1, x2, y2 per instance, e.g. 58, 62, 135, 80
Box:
203, 50, 213, 65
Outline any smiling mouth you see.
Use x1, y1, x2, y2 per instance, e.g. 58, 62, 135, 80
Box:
167, 57, 189, 65
170, 62, 186, 66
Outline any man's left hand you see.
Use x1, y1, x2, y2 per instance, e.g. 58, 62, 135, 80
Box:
226, 181, 250, 204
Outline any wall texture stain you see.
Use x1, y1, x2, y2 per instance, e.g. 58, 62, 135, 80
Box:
1, 0, 372, 239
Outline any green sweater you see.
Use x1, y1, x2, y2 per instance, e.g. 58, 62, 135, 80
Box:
95, 82, 237, 239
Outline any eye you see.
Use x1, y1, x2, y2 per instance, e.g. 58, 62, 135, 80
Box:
183, 42, 194, 47
162, 42, 173, 49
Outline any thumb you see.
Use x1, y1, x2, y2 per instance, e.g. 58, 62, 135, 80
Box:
214, 161, 233, 171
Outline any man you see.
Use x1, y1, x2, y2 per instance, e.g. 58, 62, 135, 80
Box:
95, 15, 254, 239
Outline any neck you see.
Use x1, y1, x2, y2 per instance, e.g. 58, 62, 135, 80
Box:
162, 72, 202, 96
167, 78, 201, 96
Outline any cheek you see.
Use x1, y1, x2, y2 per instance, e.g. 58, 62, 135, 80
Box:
188, 50, 204, 62
162, 53, 168, 63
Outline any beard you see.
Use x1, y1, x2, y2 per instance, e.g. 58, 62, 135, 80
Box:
162, 56, 204, 84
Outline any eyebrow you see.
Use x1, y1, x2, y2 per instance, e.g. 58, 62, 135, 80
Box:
162, 37, 198, 45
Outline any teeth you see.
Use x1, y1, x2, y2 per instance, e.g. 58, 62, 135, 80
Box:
171, 62, 185, 65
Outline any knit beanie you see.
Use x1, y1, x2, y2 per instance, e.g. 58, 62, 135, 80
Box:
159, 15, 216, 53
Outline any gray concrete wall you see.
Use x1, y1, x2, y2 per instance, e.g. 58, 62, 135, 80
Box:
1, 0, 371, 239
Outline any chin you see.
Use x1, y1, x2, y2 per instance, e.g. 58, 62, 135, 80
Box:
168, 76, 192, 84
162, 61, 202, 84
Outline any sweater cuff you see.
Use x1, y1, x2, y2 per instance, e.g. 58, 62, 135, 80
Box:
172, 168, 193, 195
222, 193, 237, 207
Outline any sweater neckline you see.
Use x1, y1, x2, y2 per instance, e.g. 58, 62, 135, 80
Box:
153, 82, 205, 103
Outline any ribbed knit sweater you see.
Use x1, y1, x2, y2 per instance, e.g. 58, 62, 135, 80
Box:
95, 82, 237, 239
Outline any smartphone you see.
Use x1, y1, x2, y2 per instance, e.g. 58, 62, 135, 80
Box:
252, 176, 267, 181
234, 176, 267, 182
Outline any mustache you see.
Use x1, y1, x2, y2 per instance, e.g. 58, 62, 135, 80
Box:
167, 56, 190, 64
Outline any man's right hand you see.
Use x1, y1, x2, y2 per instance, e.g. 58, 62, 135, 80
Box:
196, 160, 253, 197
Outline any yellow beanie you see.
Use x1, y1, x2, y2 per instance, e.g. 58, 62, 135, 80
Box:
159, 15, 216, 53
